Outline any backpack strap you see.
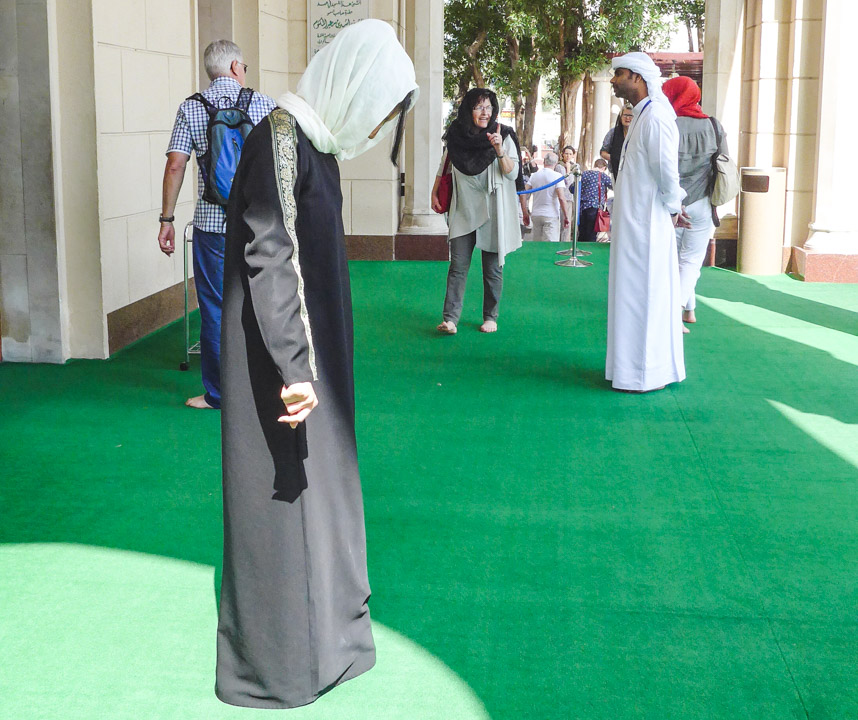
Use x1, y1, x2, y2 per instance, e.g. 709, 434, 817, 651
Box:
707, 116, 723, 225
708, 116, 723, 155
236, 87, 255, 113
186, 92, 218, 117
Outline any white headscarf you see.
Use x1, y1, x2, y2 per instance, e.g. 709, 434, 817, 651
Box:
277, 20, 419, 161
611, 52, 674, 115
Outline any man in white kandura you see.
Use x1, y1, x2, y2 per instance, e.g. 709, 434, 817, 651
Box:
605, 52, 691, 393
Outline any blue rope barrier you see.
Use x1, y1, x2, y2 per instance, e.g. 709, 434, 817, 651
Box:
516, 174, 571, 195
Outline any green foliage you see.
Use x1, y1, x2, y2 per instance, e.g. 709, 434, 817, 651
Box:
658, 0, 705, 29
444, 0, 691, 105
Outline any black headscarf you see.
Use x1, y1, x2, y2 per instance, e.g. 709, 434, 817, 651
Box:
443, 88, 525, 191
609, 113, 626, 179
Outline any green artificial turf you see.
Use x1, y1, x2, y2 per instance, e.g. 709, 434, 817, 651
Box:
1, 242, 856, 719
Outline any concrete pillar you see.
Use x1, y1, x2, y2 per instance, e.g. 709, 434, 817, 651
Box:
591, 67, 613, 163
50, 0, 105, 358
400, 0, 446, 236
799, 0, 858, 278
702, 0, 742, 170
197, 0, 233, 88
233, 0, 260, 90
0, 0, 63, 362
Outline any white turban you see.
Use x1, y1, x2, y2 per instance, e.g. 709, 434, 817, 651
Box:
277, 19, 419, 161
611, 52, 674, 114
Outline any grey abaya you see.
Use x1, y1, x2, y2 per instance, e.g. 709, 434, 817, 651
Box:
216, 108, 375, 709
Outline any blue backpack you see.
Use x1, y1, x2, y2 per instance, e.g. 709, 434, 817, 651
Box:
187, 87, 255, 206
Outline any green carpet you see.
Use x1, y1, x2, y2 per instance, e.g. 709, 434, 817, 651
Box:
1, 242, 856, 719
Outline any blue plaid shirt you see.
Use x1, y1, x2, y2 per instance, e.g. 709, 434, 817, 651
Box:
167, 77, 276, 233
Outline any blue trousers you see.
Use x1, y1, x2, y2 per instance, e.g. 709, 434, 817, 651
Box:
192, 228, 224, 409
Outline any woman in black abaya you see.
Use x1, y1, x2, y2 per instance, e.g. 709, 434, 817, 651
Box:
216, 20, 418, 709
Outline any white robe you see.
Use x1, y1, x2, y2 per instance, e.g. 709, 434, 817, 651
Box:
606, 96, 687, 391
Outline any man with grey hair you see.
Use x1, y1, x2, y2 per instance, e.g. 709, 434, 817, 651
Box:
525, 151, 569, 243
157, 40, 276, 409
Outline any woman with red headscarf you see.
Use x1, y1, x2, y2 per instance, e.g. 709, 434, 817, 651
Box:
662, 76, 728, 330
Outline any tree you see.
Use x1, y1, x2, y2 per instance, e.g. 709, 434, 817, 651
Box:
659, 0, 706, 51
442, 0, 679, 153
444, 0, 549, 148
443, 1, 503, 108
529, 0, 674, 151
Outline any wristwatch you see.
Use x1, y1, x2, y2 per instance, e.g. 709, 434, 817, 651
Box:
159, 214, 175, 223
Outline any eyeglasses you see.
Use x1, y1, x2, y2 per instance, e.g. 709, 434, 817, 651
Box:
473, 104, 492, 114
239, 63, 248, 73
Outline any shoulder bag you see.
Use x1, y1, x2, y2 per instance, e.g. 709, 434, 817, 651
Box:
435, 154, 453, 214
708, 117, 740, 207
594, 172, 611, 233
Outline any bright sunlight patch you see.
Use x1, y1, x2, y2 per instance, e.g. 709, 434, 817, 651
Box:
0, 543, 491, 720
696, 296, 858, 367
768, 400, 858, 470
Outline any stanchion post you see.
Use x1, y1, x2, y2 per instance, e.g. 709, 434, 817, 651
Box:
180, 223, 192, 370
555, 169, 592, 267
557, 169, 591, 258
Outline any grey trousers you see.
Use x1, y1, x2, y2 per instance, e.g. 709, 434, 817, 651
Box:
442, 232, 503, 324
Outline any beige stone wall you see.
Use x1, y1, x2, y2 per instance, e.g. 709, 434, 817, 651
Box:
258, 0, 291, 96
328, 0, 405, 238
1, 0, 440, 361
739, 0, 822, 247
91, 0, 197, 315
235, 0, 408, 237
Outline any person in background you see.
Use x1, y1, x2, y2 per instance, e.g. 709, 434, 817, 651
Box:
521, 146, 538, 179
518, 147, 533, 233
526, 151, 569, 243
577, 158, 612, 244
601, 104, 634, 179
559, 145, 580, 242
662, 75, 727, 331
559, 145, 579, 175
531, 144, 540, 168
431, 88, 523, 334
158, 40, 276, 409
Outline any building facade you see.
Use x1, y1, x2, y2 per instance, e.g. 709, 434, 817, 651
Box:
0, 0, 854, 363
0, 0, 445, 362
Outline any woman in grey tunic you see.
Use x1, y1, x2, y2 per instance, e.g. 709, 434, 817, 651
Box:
216, 21, 418, 709
431, 88, 523, 334
663, 76, 726, 329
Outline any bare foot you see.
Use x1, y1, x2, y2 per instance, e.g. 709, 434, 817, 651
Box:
479, 320, 498, 333
682, 326, 690, 334
437, 321, 457, 335
683, 309, 696, 323
185, 394, 214, 409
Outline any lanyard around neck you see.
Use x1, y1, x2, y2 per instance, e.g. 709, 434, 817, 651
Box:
618, 99, 653, 174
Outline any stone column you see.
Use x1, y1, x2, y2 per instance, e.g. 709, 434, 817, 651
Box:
400, 0, 447, 238
798, 0, 858, 280
591, 66, 613, 162
702, 0, 743, 140
0, 0, 63, 362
